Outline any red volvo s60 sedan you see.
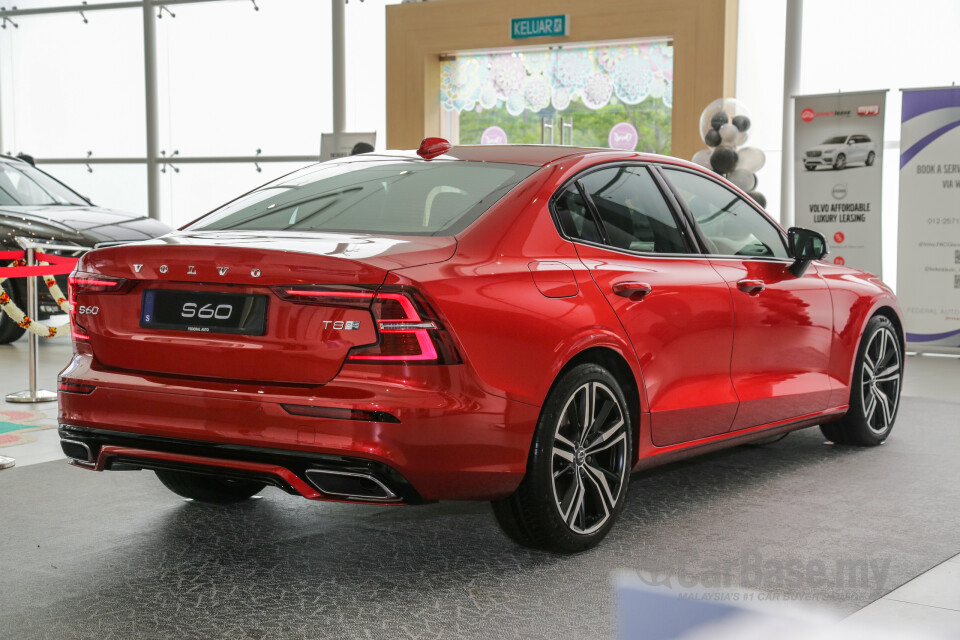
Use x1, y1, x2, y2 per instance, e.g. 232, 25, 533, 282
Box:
59, 140, 903, 552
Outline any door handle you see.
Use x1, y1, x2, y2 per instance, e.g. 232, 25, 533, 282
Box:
737, 279, 766, 295
613, 282, 652, 301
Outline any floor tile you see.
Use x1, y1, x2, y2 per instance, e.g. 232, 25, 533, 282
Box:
843, 598, 960, 637
884, 561, 960, 611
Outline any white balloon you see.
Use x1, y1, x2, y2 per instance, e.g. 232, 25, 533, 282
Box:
728, 169, 757, 191
719, 123, 739, 144
698, 97, 754, 140
735, 130, 749, 147
737, 147, 766, 172
698, 98, 725, 139
692, 148, 712, 168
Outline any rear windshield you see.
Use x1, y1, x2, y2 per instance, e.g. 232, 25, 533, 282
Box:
186, 160, 538, 236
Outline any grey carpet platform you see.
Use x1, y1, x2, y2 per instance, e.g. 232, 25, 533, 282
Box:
2, 397, 959, 639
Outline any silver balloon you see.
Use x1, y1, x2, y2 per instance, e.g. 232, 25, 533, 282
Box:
737, 147, 766, 172
719, 123, 739, 144
735, 130, 749, 147
692, 148, 712, 168
728, 169, 757, 191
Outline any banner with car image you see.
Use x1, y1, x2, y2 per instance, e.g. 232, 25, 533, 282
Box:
897, 86, 960, 353
794, 90, 887, 277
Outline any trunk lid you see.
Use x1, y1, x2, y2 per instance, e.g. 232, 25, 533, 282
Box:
73, 231, 456, 384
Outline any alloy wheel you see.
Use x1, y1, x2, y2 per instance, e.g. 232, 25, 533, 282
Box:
860, 326, 901, 435
550, 381, 628, 535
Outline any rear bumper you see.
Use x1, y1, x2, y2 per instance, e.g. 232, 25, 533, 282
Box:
58, 354, 540, 502
59, 425, 423, 504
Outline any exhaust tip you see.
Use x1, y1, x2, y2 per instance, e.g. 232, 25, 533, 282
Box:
61, 439, 93, 464
305, 469, 400, 502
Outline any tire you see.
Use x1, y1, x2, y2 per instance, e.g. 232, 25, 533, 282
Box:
833, 153, 847, 170
821, 315, 902, 446
0, 283, 26, 344
492, 363, 632, 553
866, 151, 876, 166
155, 469, 266, 503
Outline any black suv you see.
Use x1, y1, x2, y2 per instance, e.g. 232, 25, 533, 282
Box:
0, 155, 170, 343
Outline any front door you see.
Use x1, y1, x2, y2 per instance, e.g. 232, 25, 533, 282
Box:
661, 167, 835, 430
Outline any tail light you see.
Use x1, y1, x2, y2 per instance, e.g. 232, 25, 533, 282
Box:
276, 284, 460, 364
68, 272, 130, 345
273, 285, 378, 310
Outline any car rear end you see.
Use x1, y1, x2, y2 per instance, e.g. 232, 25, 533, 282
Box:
58, 155, 543, 504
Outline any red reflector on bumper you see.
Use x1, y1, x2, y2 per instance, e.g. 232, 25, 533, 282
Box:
281, 404, 400, 423
58, 381, 96, 394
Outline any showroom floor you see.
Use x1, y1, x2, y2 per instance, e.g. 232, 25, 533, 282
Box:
1, 337, 959, 639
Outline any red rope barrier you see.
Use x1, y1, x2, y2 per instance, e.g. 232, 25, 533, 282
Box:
0, 251, 79, 277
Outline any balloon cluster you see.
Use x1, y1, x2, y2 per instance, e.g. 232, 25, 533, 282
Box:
692, 98, 767, 208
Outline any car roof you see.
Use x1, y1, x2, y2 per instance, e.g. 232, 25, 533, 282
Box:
348, 144, 710, 171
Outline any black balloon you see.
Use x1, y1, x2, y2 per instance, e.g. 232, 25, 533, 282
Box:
747, 191, 767, 208
732, 115, 751, 132
710, 111, 729, 130
704, 129, 721, 147
710, 146, 738, 174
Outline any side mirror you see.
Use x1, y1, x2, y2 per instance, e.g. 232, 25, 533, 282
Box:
847, 139, 855, 145
787, 227, 828, 277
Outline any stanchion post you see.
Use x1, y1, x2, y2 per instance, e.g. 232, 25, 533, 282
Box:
5, 240, 57, 404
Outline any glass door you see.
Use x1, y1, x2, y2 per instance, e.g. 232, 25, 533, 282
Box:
439, 39, 674, 153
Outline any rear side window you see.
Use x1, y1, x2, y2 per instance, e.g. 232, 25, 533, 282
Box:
554, 185, 603, 244
579, 166, 688, 254
186, 160, 537, 236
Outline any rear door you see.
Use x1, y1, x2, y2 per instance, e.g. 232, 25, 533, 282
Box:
660, 167, 835, 430
555, 164, 739, 446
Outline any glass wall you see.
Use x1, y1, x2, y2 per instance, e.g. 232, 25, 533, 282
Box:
737, 0, 960, 288
440, 40, 673, 153
0, 10, 145, 158
0, 0, 400, 228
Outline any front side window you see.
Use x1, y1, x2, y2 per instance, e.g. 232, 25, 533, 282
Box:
186, 160, 537, 236
663, 168, 789, 259
578, 166, 688, 254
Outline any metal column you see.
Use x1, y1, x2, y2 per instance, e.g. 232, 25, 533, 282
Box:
5, 243, 56, 404
142, 0, 161, 220
780, 0, 803, 228
331, 0, 346, 154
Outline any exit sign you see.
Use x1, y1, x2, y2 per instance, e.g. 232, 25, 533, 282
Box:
510, 15, 570, 39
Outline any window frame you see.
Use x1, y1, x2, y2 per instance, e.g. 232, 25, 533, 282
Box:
548, 162, 701, 259
657, 164, 792, 263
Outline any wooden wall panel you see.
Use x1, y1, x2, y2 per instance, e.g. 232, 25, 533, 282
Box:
386, 0, 738, 161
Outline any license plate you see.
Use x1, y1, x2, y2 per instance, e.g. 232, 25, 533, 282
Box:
141, 290, 267, 335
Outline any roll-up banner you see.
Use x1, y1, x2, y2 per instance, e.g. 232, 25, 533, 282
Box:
794, 90, 887, 277
898, 86, 960, 353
